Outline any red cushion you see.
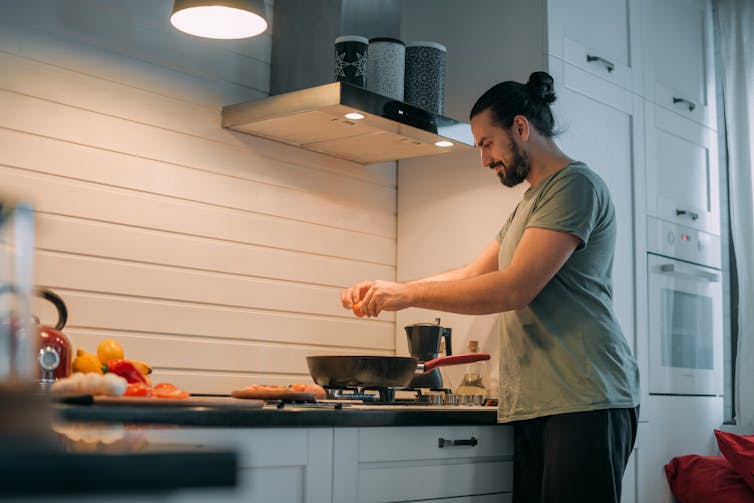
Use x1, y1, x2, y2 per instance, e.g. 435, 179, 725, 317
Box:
665, 455, 754, 503
715, 429, 754, 491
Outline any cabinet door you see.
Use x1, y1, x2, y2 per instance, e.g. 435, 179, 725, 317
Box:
333, 425, 514, 503
547, 57, 640, 353
142, 427, 333, 503
644, 103, 720, 235
547, 0, 642, 92
642, 0, 716, 128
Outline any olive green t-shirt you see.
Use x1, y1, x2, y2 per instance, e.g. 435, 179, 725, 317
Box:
495, 162, 640, 423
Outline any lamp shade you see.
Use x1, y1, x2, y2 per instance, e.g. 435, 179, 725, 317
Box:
170, 0, 268, 39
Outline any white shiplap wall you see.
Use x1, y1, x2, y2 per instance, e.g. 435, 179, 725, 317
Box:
0, 0, 397, 393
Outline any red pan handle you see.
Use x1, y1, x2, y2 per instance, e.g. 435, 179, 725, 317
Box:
420, 353, 490, 373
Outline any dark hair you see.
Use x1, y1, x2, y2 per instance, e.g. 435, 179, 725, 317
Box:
470, 71, 557, 137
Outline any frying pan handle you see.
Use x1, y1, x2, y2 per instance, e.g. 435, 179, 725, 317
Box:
420, 353, 490, 372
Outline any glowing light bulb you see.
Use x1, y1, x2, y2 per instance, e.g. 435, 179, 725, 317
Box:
170, 4, 267, 39
344, 112, 365, 120
434, 140, 454, 148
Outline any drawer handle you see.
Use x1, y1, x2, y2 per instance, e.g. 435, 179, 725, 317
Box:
672, 97, 696, 112
586, 54, 615, 73
676, 209, 699, 221
438, 436, 478, 448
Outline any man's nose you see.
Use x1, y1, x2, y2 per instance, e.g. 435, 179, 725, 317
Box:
480, 151, 492, 168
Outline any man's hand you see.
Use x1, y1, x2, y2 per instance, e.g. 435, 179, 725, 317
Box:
360, 280, 413, 317
340, 280, 374, 317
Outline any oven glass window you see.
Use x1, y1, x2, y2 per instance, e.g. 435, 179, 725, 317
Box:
661, 289, 713, 369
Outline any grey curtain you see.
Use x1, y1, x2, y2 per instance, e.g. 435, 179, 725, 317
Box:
716, 0, 754, 428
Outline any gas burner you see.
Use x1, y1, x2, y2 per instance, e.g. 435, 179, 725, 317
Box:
323, 386, 452, 405
324, 386, 395, 402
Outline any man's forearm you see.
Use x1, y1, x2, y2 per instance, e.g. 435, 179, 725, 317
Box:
407, 270, 525, 315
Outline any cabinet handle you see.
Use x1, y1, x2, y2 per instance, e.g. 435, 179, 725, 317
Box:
586, 54, 615, 73
676, 209, 699, 221
438, 436, 478, 448
672, 97, 696, 111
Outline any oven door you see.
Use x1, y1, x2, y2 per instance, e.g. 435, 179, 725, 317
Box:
647, 254, 723, 395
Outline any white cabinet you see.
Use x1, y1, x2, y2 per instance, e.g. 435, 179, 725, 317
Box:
139, 424, 513, 503
547, 0, 642, 92
142, 427, 333, 503
644, 103, 720, 235
548, 57, 642, 352
332, 425, 514, 503
641, 0, 717, 128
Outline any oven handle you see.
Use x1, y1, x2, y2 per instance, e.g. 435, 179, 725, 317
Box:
658, 264, 720, 282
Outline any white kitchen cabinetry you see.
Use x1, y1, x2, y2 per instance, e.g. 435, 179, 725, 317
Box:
332, 425, 514, 503
142, 427, 333, 503
641, 0, 717, 128
644, 103, 720, 235
547, 0, 642, 93
547, 57, 642, 352
141, 424, 513, 503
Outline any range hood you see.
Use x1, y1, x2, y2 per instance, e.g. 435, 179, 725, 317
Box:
222, 82, 475, 164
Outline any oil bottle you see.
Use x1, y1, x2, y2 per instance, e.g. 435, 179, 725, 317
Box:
455, 340, 486, 397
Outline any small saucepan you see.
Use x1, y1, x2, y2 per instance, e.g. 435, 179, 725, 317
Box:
306, 353, 490, 388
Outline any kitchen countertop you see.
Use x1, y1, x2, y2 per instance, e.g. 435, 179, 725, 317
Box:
54, 399, 500, 428
0, 440, 237, 498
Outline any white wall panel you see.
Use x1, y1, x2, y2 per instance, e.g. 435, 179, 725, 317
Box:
0, 0, 397, 392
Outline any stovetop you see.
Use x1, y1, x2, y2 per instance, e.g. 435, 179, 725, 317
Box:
323, 385, 451, 404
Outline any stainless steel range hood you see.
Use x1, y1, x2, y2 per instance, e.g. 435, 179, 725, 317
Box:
222, 82, 475, 164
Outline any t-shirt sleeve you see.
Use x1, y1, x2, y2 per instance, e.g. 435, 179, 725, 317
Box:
495, 205, 518, 243
526, 172, 600, 248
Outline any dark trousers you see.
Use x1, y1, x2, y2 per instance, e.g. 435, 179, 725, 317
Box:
512, 406, 639, 503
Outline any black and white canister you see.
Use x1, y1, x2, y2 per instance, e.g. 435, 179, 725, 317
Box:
404, 41, 447, 114
334, 35, 369, 87
367, 37, 405, 101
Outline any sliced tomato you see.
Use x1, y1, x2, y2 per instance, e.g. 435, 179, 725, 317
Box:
124, 382, 152, 397
153, 382, 190, 399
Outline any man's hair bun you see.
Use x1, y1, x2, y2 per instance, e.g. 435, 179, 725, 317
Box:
526, 71, 556, 105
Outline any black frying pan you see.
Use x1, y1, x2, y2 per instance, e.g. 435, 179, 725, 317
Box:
306, 354, 490, 388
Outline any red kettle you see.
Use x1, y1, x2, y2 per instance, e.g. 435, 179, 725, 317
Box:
35, 288, 72, 386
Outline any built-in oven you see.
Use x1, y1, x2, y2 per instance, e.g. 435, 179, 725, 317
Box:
647, 217, 723, 396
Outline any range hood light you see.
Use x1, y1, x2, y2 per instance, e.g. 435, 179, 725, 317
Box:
170, 0, 267, 39
344, 112, 365, 120
434, 140, 454, 148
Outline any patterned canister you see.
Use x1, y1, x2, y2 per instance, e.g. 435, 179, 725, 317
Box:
367, 37, 405, 101
334, 35, 369, 87
404, 41, 447, 114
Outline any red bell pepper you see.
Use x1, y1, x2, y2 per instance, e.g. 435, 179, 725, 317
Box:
103, 359, 148, 385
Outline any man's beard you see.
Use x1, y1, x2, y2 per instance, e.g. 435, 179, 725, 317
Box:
492, 141, 530, 187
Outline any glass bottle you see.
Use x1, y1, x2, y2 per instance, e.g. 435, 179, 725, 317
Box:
455, 340, 486, 397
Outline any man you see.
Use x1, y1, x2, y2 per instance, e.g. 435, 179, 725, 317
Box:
341, 71, 640, 503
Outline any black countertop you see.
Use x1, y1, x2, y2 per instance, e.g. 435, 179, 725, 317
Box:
55, 401, 501, 428
0, 441, 237, 498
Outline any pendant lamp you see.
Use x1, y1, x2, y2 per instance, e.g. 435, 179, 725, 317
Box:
170, 0, 268, 39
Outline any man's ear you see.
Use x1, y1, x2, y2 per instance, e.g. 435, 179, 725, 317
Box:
513, 115, 530, 141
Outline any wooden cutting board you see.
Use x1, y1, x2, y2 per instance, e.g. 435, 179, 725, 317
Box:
93, 396, 264, 408
231, 389, 316, 401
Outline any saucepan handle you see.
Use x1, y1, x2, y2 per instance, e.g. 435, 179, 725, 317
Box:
420, 353, 490, 372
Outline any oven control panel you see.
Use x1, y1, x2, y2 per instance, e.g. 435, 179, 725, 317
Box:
647, 216, 721, 268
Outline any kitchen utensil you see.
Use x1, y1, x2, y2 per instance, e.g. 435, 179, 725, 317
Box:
306, 353, 489, 388
35, 288, 72, 387
405, 318, 452, 389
